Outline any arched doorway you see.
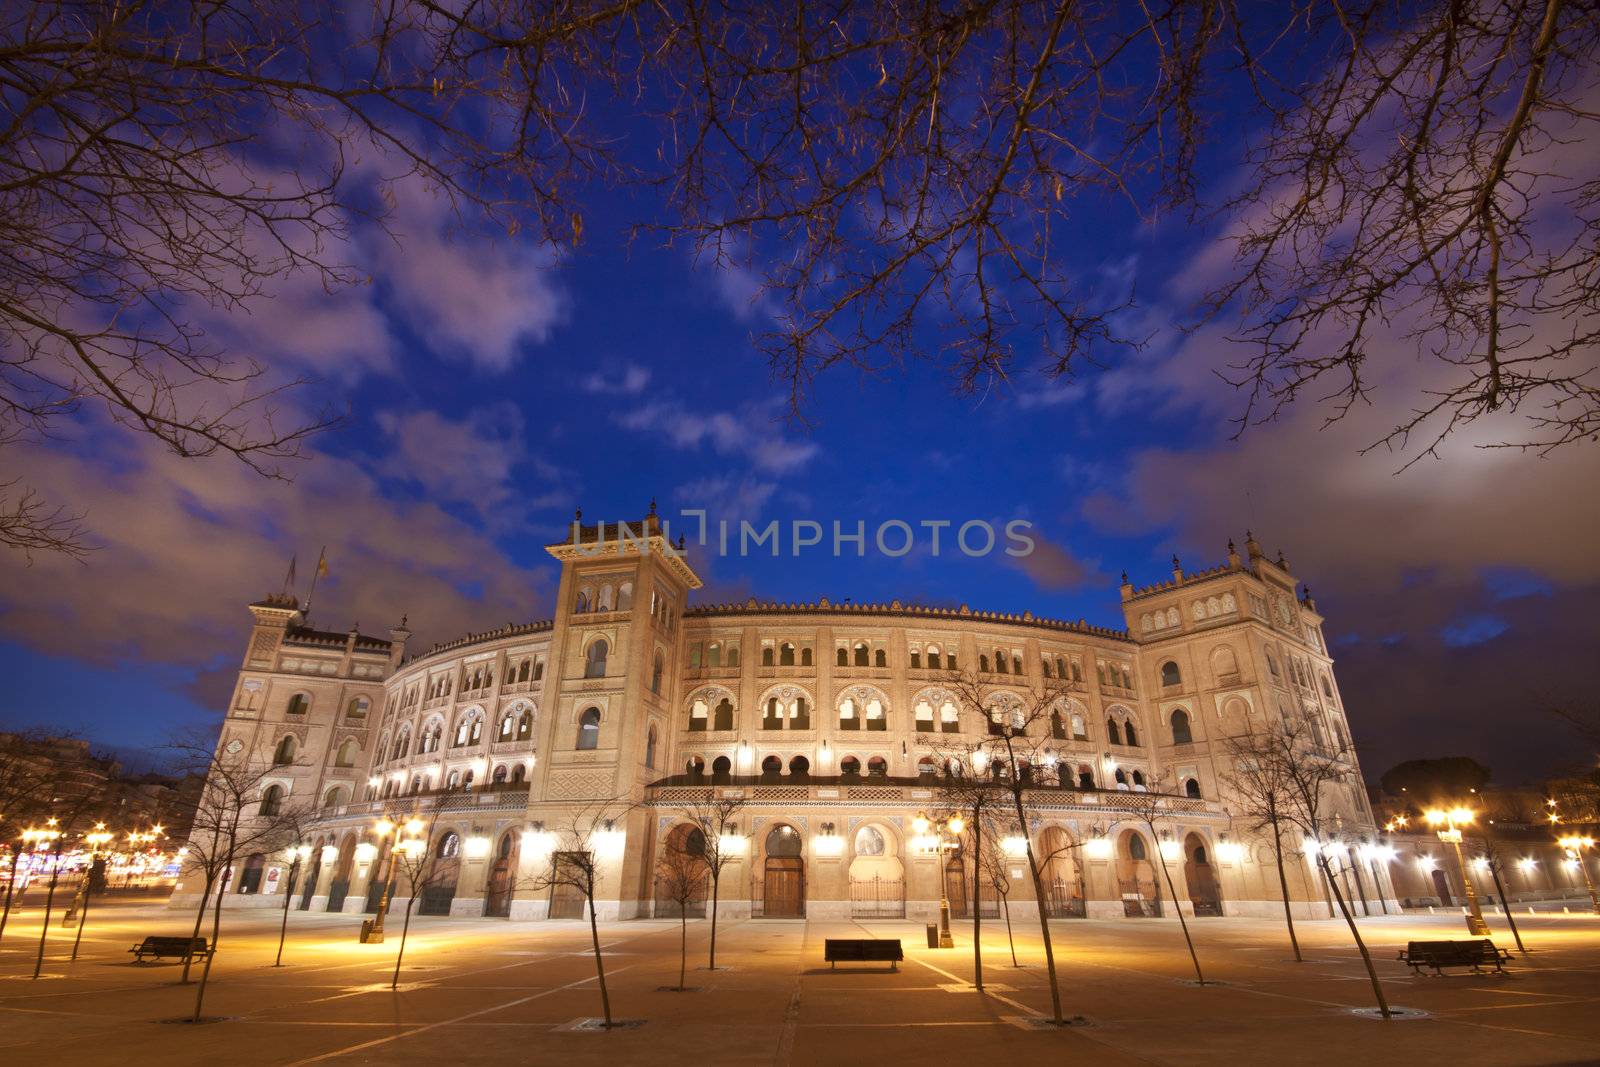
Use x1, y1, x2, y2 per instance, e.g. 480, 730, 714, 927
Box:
298, 840, 323, 910
485, 831, 520, 918
655, 824, 708, 918
760, 825, 804, 918
418, 832, 461, 916
237, 853, 266, 895
848, 824, 904, 918
711, 755, 732, 783
760, 755, 783, 782
1040, 827, 1086, 917
1116, 830, 1161, 917
326, 836, 356, 912
1183, 834, 1222, 916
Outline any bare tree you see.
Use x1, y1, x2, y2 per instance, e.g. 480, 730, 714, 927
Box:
975, 815, 1021, 969
1116, 778, 1207, 986
654, 833, 708, 991
1224, 732, 1305, 962
8, 2, 1596, 564
676, 790, 747, 971
931, 758, 1013, 991
930, 669, 1078, 1024
379, 786, 466, 990
526, 800, 632, 1029
1270, 721, 1394, 1019
0, 731, 55, 947
167, 735, 303, 1021
1473, 834, 1527, 955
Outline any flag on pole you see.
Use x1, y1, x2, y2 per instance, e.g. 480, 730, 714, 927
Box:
282, 555, 297, 596
316, 548, 330, 578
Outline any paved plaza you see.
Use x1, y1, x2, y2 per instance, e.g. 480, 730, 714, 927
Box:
2, 898, 1599, 1065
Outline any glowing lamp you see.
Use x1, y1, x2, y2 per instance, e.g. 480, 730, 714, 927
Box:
354, 842, 377, 862
912, 815, 931, 835
947, 816, 966, 835
813, 833, 845, 857
1215, 841, 1245, 863
1001, 835, 1029, 858
463, 836, 492, 859
1084, 837, 1113, 860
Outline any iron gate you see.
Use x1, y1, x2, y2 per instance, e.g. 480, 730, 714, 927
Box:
849, 877, 906, 919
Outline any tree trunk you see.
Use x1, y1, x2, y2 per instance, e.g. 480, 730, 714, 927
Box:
587, 889, 613, 1027
181, 875, 215, 984
192, 866, 229, 1022
1154, 839, 1205, 985
31, 858, 61, 979
679, 909, 687, 990
971, 815, 983, 991
1488, 861, 1527, 953
1321, 856, 1391, 1018
70, 876, 92, 961
275, 862, 298, 967
707, 867, 720, 970
1270, 821, 1303, 962
392, 896, 416, 990
0, 849, 21, 947
1010, 788, 1064, 1025
1001, 892, 1018, 966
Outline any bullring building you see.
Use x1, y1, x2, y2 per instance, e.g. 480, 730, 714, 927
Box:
180, 512, 1394, 922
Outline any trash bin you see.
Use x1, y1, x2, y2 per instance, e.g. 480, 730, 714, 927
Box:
926, 923, 939, 949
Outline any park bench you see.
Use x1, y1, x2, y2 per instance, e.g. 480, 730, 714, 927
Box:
129, 936, 213, 963
1397, 939, 1511, 976
824, 938, 903, 971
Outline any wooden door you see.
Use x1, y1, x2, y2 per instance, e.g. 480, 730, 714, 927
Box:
1431, 868, 1454, 906
485, 860, 513, 918
944, 859, 968, 919
763, 857, 804, 917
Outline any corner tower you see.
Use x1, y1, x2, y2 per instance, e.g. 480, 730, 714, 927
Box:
531, 506, 702, 917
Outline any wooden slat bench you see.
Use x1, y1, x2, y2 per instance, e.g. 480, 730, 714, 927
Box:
129, 936, 213, 963
1397, 939, 1511, 975
824, 938, 903, 971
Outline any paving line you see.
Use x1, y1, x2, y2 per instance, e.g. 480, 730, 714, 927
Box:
282, 963, 637, 1065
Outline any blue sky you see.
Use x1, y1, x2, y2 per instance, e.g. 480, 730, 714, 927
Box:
3, 46, 1597, 784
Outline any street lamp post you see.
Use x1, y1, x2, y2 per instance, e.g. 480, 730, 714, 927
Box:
361, 817, 422, 944
1425, 807, 1489, 936
913, 812, 965, 949
1557, 835, 1599, 915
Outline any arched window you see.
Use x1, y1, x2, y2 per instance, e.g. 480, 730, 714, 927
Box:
713, 698, 734, 731
780, 642, 795, 666
711, 755, 732, 782
652, 652, 664, 695
1127, 833, 1146, 860
874, 648, 887, 668
864, 697, 887, 731
1077, 765, 1095, 789
1106, 718, 1123, 746
1114, 768, 1129, 789
324, 785, 347, 808
492, 764, 509, 784
836, 647, 848, 667
910, 649, 922, 669
645, 725, 658, 769
1171, 709, 1193, 745
346, 696, 369, 720
618, 581, 633, 610
584, 639, 609, 678
462, 768, 475, 790
286, 693, 310, 716
517, 709, 534, 740
762, 646, 775, 666
1160, 661, 1181, 687
1185, 778, 1202, 798
867, 756, 888, 778
789, 755, 810, 778
1125, 720, 1140, 747
446, 769, 461, 789
917, 756, 937, 777
914, 700, 934, 733
760, 754, 782, 779
1071, 713, 1087, 740
577, 707, 601, 750
940, 700, 960, 733
259, 784, 284, 816
533, 660, 544, 681
854, 642, 869, 667
1050, 711, 1067, 739
334, 738, 357, 767
801, 647, 813, 666
511, 764, 526, 783
707, 642, 722, 667
839, 755, 861, 777
979, 654, 990, 672
689, 699, 709, 732
273, 736, 296, 765
838, 697, 858, 730
994, 648, 1008, 674
499, 715, 515, 741
437, 832, 461, 859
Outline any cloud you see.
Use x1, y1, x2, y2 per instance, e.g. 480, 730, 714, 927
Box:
0, 427, 552, 686
1006, 533, 1097, 591
371, 178, 568, 372
375, 404, 538, 518
617, 399, 820, 474
580, 363, 652, 395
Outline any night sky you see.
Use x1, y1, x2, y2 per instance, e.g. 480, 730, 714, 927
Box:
2, 70, 1596, 787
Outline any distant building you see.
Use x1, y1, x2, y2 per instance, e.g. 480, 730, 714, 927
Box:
182, 517, 1394, 920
